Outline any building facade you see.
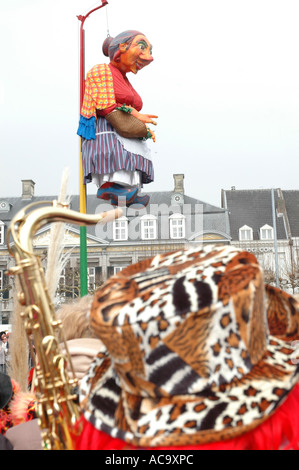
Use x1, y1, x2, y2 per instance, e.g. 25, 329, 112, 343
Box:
221, 187, 299, 292
2, 180, 299, 325
0, 176, 230, 323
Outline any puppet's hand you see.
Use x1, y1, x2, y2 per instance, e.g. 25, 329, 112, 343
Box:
146, 128, 156, 142
128, 107, 158, 125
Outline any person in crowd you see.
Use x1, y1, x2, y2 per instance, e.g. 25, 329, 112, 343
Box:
73, 244, 299, 450
4, 295, 103, 450
0, 370, 35, 438
0, 332, 8, 374
77, 30, 157, 208
56, 294, 104, 383
0, 434, 13, 450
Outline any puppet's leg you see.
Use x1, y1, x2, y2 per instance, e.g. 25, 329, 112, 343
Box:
96, 183, 138, 206
129, 193, 150, 207
109, 192, 150, 208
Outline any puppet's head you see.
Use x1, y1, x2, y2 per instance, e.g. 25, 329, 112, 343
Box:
103, 30, 153, 74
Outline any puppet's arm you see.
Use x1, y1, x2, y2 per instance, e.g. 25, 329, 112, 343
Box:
128, 108, 157, 126
109, 105, 157, 141
118, 104, 158, 126
105, 105, 158, 141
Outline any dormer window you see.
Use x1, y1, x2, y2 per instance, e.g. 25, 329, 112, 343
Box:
113, 217, 128, 241
141, 215, 157, 240
260, 224, 273, 240
239, 225, 253, 241
169, 214, 186, 239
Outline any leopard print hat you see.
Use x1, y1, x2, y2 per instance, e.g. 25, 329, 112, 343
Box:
79, 244, 299, 447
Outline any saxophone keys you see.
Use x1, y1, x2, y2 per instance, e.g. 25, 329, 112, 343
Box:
18, 291, 26, 305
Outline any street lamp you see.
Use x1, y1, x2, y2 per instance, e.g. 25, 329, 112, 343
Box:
77, 1, 108, 296
271, 188, 280, 288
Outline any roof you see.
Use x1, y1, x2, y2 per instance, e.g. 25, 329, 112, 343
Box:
222, 188, 299, 240
0, 191, 229, 241
282, 190, 299, 237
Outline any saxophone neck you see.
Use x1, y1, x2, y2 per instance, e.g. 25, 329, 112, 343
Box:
7, 200, 122, 255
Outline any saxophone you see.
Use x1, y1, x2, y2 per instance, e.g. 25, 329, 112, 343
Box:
7, 200, 122, 450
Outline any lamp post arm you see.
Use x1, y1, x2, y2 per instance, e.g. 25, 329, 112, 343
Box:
77, 0, 109, 27
77, 1, 109, 106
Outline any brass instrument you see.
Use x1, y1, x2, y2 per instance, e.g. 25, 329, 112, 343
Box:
7, 200, 122, 450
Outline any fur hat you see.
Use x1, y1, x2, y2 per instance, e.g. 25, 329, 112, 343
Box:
79, 245, 299, 447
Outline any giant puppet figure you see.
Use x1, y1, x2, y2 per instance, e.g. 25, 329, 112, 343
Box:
77, 30, 157, 207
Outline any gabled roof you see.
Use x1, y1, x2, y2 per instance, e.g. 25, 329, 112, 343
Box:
32, 224, 108, 248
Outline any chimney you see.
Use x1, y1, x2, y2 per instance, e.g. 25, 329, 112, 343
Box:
22, 179, 35, 200
173, 174, 184, 194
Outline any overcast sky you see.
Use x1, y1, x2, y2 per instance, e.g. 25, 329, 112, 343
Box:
1, 0, 299, 207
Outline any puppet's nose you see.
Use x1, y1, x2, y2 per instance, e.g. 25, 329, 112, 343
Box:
141, 53, 154, 65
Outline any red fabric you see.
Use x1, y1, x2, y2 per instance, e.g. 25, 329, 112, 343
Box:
74, 417, 132, 450
0, 380, 21, 434
98, 63, 143, 117
28, 367, 34, 389
74, 383, 299, 450
100, 182, 114, 189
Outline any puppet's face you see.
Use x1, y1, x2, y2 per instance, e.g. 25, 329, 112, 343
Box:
118, 34, 153, 74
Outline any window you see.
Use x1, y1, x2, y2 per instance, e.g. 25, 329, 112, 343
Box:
239, 225, 253, 241
141, 215, 157, 240
0, 222, 4, 245
0, 270, 2, 298
58, 267, 79, 298
59, 269, 66, 296
88, 267, 96, 291
113, 217, 128, 241
260, 224, 273, 240
107, 266, 127, 277
169, 214, 186, 239
114, 266, 124, 275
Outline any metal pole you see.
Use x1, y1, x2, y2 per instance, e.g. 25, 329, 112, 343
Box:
271, 188, 280, 287
77, 1, 108, 296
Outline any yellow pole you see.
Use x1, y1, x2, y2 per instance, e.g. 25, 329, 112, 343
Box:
77, 2, 108, 296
